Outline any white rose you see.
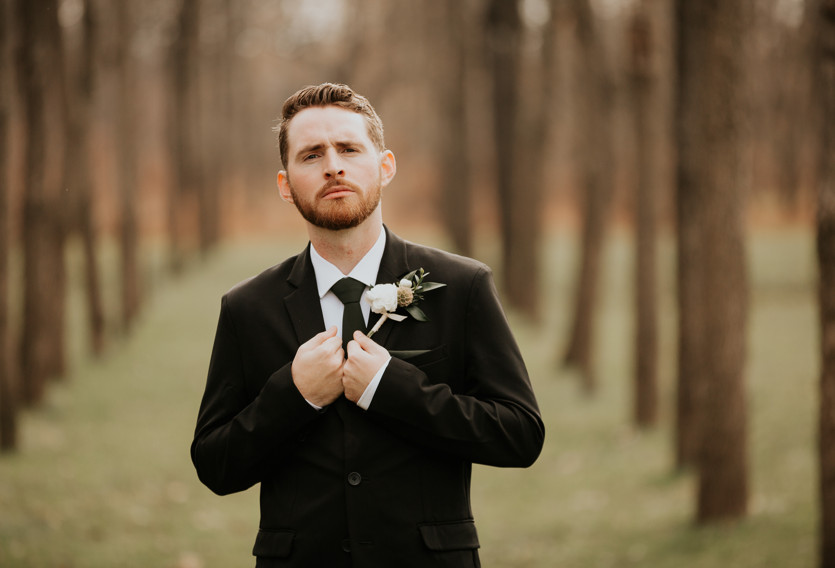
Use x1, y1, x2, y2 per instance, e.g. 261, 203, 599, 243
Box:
399, 279, 413, 288
366, 284, 398, 314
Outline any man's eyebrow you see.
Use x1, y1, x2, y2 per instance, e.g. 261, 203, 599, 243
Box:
295, 143, 324, 160
294, 140, 366, 160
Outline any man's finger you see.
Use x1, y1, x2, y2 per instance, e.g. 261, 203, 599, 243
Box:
352, 331, 383, 353
322, 335, 344, 353
306, 326, 338, 348
345, 339, 362, 359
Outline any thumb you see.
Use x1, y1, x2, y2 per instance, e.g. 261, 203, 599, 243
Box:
352, 330, 380, 352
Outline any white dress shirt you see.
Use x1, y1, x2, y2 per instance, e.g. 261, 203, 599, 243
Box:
308, 227, 391, 410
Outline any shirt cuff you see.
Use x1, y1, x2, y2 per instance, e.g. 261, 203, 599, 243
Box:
304, 399, 323, 411
357, 355, 391, 410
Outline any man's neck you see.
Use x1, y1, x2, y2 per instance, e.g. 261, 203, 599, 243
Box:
307, 216, 384, 275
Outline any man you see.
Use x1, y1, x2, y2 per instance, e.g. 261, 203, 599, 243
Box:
191, 83, 544, 567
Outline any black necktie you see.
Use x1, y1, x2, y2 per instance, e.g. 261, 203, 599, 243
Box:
330, 277, 367, 350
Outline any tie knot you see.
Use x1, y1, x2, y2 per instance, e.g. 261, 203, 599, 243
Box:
331, 277, 366, 305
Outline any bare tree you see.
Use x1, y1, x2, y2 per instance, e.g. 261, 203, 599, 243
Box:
65, 0, 105, 354
168, 0, 201, 274
197, 0, 222, 255
15, 0, 69, 404
114, 1, 142, 331
676, 0, 750, 522
484, 0, 524, 301
510, 0, 558, 321
436, 0, 472, 256
673, 0, 706, 469
561, 0, 616, 393
628, 2, 660, 428
815, 0, 835, 564
0, 0, 18, 451
484, 0, 554, 319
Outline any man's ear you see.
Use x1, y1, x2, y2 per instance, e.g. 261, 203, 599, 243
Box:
277, 171, 294, 203
380, 150, 397, 188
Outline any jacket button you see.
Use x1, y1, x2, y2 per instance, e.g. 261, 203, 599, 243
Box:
342, 538, 352, 552
347, 472, 362, 486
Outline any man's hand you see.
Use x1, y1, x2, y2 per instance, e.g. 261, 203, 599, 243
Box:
291, 326, 345, 407
343, 331, 390, 403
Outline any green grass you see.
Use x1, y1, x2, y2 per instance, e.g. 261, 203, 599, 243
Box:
0, 227, 818, 567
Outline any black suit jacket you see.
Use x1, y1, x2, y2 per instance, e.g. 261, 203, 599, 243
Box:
191, 227, 544, 567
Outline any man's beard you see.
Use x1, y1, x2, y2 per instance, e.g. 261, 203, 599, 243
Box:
288, 177, 382, 231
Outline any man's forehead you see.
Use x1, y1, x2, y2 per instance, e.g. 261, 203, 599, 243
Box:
287, 106, 370, 149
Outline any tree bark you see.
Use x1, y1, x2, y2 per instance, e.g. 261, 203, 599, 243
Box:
168, 0, 201, 274
561, 0, 616, 393
484, 0, 529, 310
115, 0, 141, 331
16, 0, 69, 405
484, 0, 555, 319
0, 0, 18, 451
629, 2, 659, 428
66, 0, 105, 355
198, 1, 221, 256
815, 0, 835, 564
438, 0, 472, 256
676, 0, 750, 523
673, 0, 706, 465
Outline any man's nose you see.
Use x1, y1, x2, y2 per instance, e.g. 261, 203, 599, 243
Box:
323, 150, 345, 178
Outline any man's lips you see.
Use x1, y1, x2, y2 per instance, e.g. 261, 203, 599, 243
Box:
320, 185, 356, 199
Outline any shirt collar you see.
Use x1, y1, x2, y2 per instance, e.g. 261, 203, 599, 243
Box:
309, 227, 387, 299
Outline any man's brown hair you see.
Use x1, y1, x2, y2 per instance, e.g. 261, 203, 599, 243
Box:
276, 83, 386, 168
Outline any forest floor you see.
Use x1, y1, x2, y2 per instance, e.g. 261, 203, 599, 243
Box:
0, 226, 817, 567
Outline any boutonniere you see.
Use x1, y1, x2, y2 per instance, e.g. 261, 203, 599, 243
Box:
366, 268, 446, 338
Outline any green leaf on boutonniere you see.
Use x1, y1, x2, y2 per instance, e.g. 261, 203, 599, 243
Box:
405, 304, 429, 321
418, 281, 446, 293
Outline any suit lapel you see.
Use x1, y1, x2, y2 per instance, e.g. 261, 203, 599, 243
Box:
283, 229, 416, 352
369, 226, 411, 348
284, 244, 326, 346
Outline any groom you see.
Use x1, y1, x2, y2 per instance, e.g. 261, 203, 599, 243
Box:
191, 83, 544, 567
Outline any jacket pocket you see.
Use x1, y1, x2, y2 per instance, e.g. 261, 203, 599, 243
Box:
252, 528, 295, 558
392, 344, 448, 368
418, 519, 480, 552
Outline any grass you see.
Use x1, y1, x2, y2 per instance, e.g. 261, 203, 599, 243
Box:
0, 227, 818, 567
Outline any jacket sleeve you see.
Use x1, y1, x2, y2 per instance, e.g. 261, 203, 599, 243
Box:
190, 295, 320, 495
367, 266, 545, 468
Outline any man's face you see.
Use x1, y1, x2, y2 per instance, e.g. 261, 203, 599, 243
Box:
278, 106, 396, 231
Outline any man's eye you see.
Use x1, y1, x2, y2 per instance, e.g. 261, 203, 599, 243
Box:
304, 153, 319, 161
343, 148, 357, 153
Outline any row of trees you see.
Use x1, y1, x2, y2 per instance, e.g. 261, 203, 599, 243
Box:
0, 0, 235, 449
0, 0, 833, 561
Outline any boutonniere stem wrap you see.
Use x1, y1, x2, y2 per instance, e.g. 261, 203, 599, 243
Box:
366, 268, 446, 338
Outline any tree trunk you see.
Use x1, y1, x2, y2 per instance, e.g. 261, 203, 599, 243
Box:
198, 1, 221, 256
485, 0, 529, 311
815, 0, 835, 564
16, 0, 69, 405
438, 0, 472, 256
676, 0, 750, 523
66, 0, 105, 355
509, 0, 558, 322
0, 0, 18, 451
168, 0, 200, 274
673, 0, 706, 466
561, 0, 616, 393
115, 0, 141, 331
484, 0, 554, 319
629, 2, 659, 428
